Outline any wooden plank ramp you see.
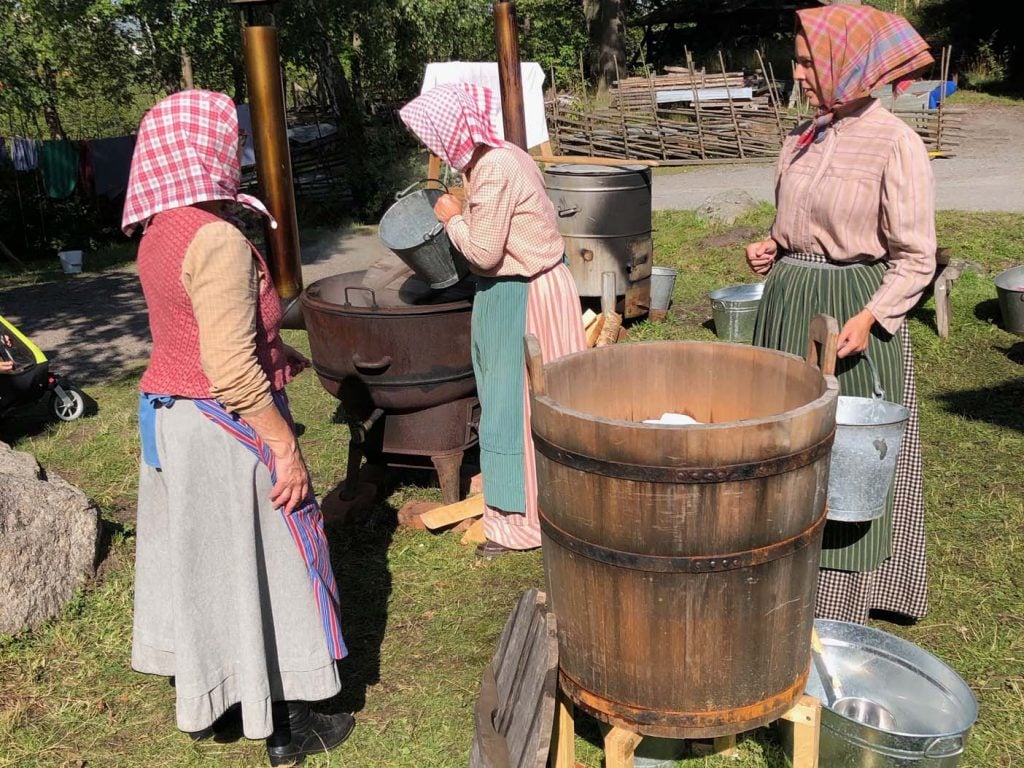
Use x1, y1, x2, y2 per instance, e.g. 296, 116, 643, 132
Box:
469, 589, 559, 768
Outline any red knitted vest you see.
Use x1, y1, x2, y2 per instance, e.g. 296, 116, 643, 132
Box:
138, 206, 290, 399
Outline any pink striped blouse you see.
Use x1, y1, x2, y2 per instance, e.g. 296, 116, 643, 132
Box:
445, 143, 565, 279
771, 99, 936, 333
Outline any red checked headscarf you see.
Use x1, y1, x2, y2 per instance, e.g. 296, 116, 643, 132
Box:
795, 5, 934, 149
398, 84, 504, 172
122, 90, 274, 234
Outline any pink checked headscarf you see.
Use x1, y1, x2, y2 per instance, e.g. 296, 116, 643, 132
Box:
795, 5, 934, 148
398, 84, 504, 172
121, 90, 274, 234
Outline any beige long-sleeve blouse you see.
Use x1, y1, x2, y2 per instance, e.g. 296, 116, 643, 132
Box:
445, 143, 564, 278
771, 99, 937, 334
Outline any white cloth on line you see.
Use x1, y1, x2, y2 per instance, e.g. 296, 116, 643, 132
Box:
235, 104, 256, 168
421, 61, 549, 151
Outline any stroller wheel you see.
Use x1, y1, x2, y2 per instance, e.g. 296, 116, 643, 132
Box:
51, 386, 86, 421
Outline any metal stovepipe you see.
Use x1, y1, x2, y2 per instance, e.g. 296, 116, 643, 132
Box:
493, 2, 528, 151
234, 0, 303, 303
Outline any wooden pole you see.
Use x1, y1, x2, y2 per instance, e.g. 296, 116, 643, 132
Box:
494, 2, 528, 150
718, 51, 745, 159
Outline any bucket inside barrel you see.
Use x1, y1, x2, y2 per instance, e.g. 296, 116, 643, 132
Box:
993, 264, 1024, 336
709, 282, 764, 344
378, 180, 469, 290
827, 354, 909, 522
649, 266, 678, 311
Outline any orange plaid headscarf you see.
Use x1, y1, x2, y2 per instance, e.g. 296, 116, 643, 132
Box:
795, 5, 933, 148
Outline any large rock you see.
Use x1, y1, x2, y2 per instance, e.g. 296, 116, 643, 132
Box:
696, 189, 760, 226
0, 441, 100, 635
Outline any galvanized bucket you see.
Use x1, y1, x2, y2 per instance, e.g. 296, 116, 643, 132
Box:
709, 282, 764, 344
993, 264, 1024, 336
649, 266, 678, 311
805, 619, 978, 768
828, 354, 909, 522
378, 180, 469, 290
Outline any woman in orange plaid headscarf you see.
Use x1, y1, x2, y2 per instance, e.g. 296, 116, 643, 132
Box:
744, 6, 937, 625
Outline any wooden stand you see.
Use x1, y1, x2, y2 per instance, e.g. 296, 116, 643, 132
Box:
550, 688, 821, 768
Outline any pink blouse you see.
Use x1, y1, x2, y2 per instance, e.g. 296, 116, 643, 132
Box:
771, 99, 936, 333
445, 143, 564, 279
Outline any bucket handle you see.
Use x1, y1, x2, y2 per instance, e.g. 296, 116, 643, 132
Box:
343, 286, 378, 309
396, 178, 450, 200
924, 735, 965, 759
805, 314, 839, 375
524, 334, 547, 396
859, 352, 886, 400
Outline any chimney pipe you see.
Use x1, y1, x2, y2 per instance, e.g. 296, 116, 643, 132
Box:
493, 2, 528, 151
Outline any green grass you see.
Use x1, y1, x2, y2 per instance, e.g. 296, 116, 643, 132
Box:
1, 209, 1022, 766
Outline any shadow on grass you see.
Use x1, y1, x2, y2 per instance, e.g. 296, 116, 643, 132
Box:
936, 378, 1024, 433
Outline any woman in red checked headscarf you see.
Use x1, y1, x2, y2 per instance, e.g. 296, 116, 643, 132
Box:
744, 6, 936, 624
124, 90, 354, 765
399, 84, 586, 558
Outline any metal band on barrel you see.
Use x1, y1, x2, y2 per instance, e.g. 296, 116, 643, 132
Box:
532, 429, 834, 484
539, 510, 828, 573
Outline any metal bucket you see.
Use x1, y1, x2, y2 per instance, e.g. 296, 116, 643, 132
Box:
378, 180, 469, 290
828, 354, 909, 522
993, 265, 1024, 336
709, 282, 764, 344
805, 619, 978, 768
649, 266, 678, 311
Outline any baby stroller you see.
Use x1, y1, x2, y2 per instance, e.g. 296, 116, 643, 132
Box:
0, 314, 85, 422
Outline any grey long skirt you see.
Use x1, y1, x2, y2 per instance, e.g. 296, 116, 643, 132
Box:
132, 400, 340, 739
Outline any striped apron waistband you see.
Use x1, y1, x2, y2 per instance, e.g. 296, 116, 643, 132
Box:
780, 251, 883, 270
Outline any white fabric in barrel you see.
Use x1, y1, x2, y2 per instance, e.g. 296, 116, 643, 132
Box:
420, 61, 549, 150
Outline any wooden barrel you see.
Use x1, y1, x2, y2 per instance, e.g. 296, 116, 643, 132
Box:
528, 328, 838, 739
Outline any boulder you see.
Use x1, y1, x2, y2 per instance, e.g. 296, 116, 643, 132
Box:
0, 440, 100, 636
696, 189, 759, 226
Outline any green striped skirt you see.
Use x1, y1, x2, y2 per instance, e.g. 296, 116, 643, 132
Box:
754, 254, 900, 571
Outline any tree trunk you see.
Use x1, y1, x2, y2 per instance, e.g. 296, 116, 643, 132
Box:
583, 0, 626, 93
40, 62, 66, 139
314, 33, 369, 207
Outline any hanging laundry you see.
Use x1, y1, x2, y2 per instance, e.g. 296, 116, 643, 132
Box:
78, 139, 95, 196
0, 137, 8, 166
87, 135, 136, 199
39, 140, 79, 198
11, 138, 39, 172
235, 103, 256, 168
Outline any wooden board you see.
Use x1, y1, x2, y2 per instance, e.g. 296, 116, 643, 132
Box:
469, 589, 559, 768
418, 494, 484, 529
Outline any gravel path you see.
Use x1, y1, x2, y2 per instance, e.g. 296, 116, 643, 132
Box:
2, 104, 1020, 389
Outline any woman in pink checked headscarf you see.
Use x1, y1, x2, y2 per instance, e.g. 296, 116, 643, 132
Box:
400, 84, 586, 558
124, 90, 354, 765
744, 6, 936, 624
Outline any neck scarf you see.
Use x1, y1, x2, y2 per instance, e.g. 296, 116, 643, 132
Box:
122, 90, 274, 235
795, 5, 933, 149
398, 83, 504, 172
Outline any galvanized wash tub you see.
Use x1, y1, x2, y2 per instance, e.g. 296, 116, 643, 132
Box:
993, 265, 1024, 336
709, 282, 764, 344
806, 619, 978, 768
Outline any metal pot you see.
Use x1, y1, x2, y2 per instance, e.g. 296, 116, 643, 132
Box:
805, 619, 978, 768
300, 270, 475, 413
828, 354, 909, 522
993, 264, 1024, 336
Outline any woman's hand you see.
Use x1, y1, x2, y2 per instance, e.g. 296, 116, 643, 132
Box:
745, 237, 778, 275
433, 193, 463, 225
269, 442, 311, 515
837, 309, 877, 359
282, 343, 311, 377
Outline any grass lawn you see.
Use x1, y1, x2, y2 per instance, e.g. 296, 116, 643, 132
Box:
1, 207, 1022, 767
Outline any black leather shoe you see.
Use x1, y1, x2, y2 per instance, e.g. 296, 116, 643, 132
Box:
266, 701, 355, 766
187, 703, 243, 742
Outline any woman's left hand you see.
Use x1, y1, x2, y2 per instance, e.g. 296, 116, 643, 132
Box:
283, 343, 311, 376
433, 193, 462, 225
837, 309, 877, 359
